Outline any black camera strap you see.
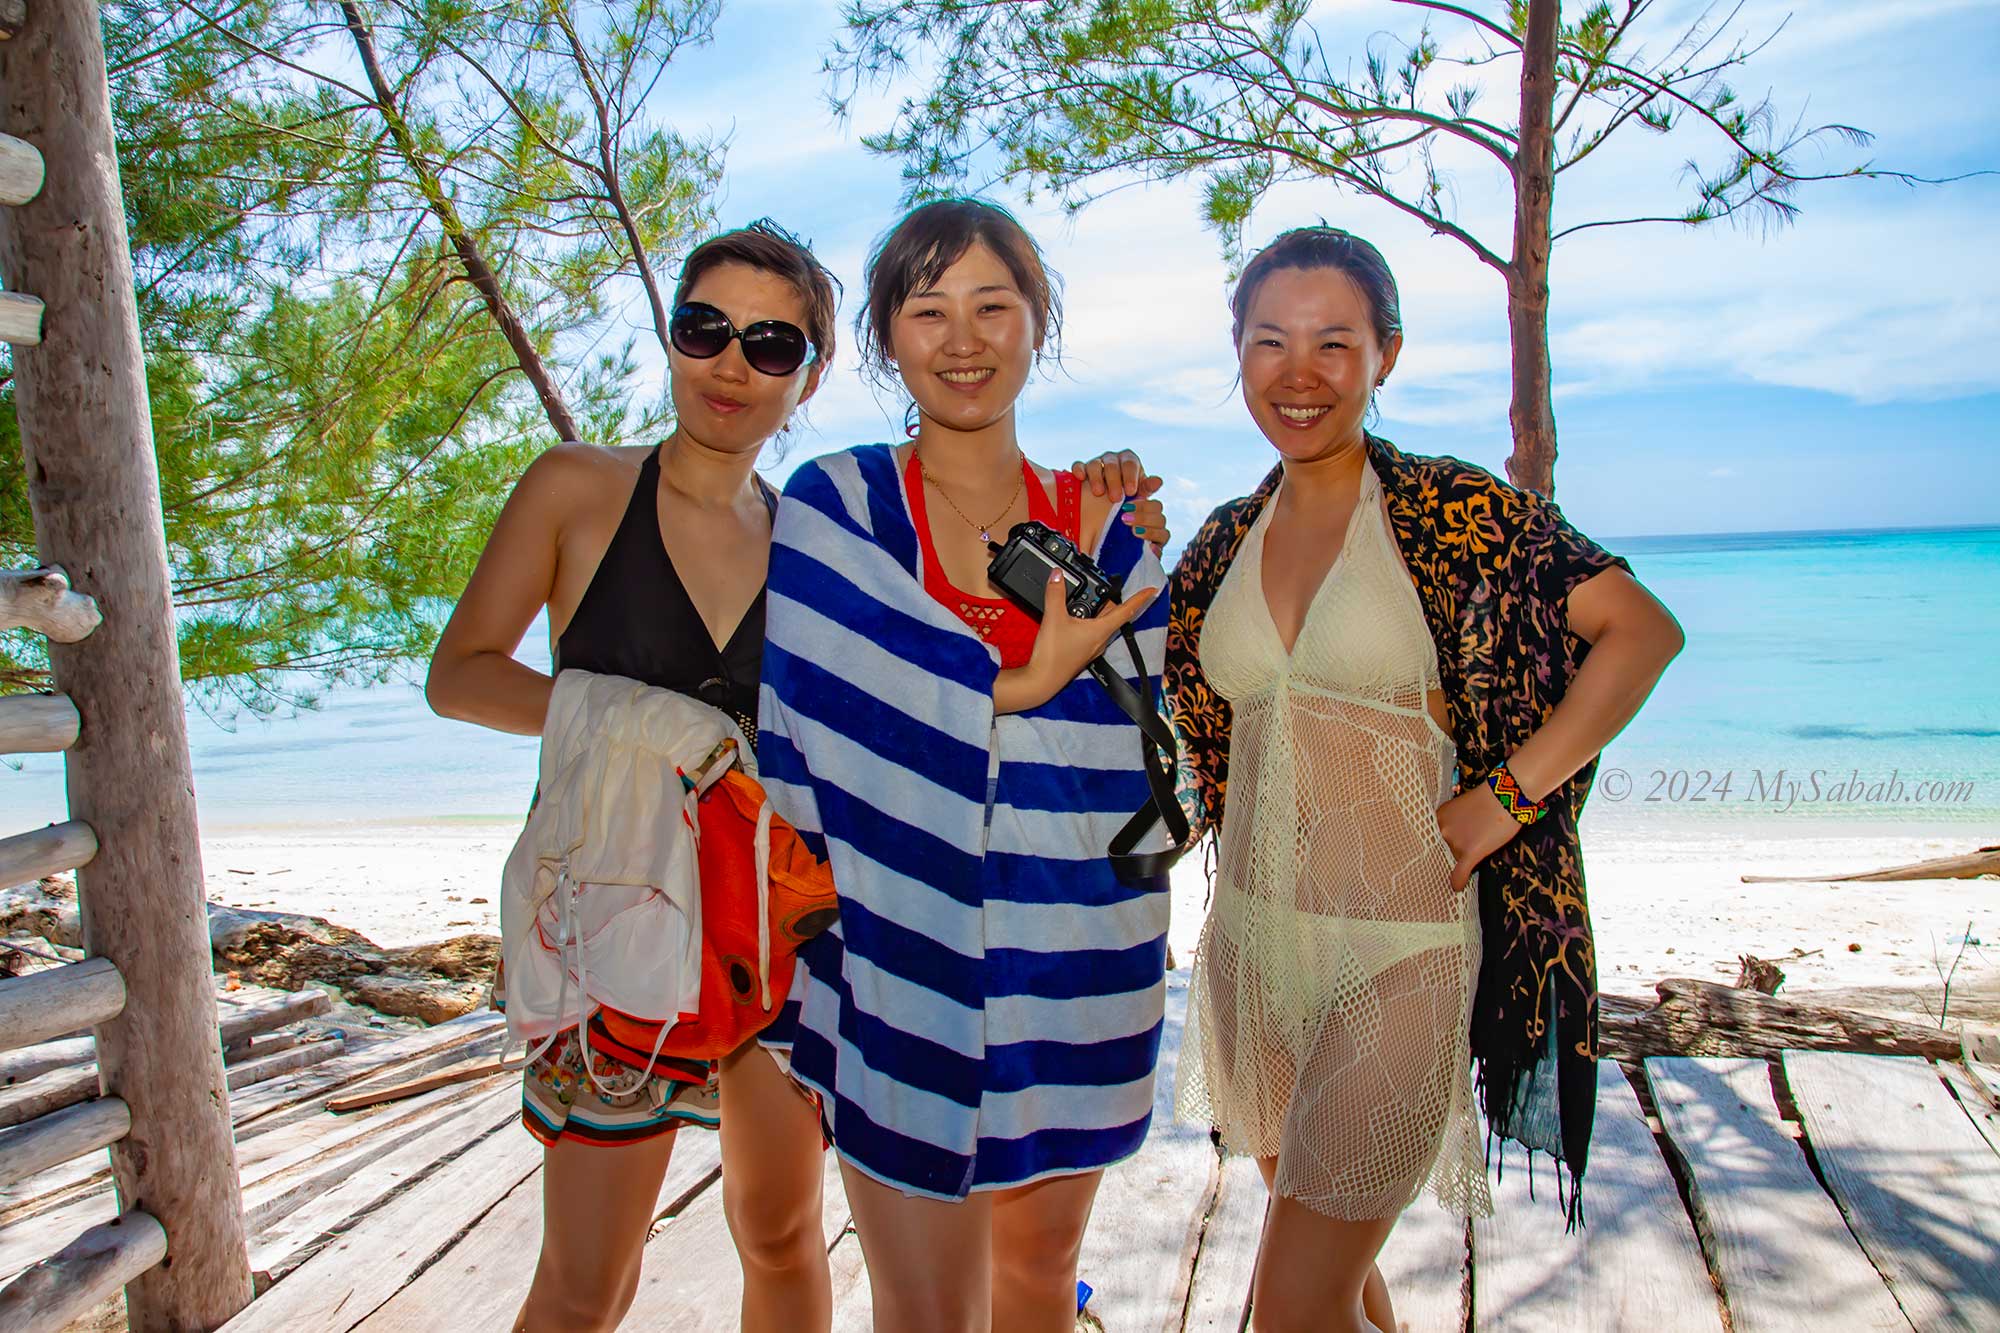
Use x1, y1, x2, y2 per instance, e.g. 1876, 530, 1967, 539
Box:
1087, 624, 1191, 886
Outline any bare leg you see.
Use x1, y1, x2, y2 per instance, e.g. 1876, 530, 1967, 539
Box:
990, 1170, 1104, 1333
515, 1129, 677, 1332
718, 1044, 832, 1333
1248, 1182, 1396, 1333
1253, 1155, 1396, 1331
839, 1159, 993, 1332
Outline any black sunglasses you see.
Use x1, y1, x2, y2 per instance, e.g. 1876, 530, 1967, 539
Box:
669, 302, 815, 377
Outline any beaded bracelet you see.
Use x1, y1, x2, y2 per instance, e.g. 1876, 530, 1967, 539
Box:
1486, 764, 1549, 826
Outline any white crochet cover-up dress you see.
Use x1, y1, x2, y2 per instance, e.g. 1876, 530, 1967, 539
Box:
1176, 461, 1491, 1221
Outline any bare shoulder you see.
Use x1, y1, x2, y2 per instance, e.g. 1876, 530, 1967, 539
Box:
524, 440, 646, 488
510, 441, 644, 518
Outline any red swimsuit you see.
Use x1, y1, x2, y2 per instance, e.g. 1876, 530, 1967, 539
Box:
903, 451, 1081, 670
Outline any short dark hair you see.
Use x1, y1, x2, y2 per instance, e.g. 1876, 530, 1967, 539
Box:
1230, 227, 1402, 351
858, 198, 1062, 380
674, 218, 841, 368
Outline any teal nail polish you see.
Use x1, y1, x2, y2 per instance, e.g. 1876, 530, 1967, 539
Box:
1134, 526, 1147, 535
1120, 500, 1136, 513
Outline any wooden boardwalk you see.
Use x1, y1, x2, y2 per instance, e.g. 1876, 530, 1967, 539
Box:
6, 975, 1997, 1332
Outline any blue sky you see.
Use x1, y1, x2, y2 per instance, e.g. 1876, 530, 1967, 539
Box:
632, 0, 1999, 543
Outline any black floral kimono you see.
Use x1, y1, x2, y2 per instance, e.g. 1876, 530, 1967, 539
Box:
1166, 433, 1630, 1223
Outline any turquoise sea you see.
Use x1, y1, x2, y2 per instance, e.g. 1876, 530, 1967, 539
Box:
4, 524, 1997, 837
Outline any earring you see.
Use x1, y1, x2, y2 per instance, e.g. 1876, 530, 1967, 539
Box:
903, 401, 922, 439
1377, 376, 1388, 388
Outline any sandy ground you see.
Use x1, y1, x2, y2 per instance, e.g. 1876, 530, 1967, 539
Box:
196, 817, 1998, 1032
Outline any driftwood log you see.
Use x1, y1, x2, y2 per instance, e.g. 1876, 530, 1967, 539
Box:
1742, 843, 2000, 883
1600, 977, 1964, 1064
3, 882, 494, 1024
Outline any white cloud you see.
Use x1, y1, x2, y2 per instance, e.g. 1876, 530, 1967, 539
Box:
674, 0, 1996, 533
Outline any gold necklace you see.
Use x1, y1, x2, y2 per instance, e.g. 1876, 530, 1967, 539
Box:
918, 453, 1026, 544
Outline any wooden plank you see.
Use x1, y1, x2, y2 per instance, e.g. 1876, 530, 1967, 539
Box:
241, 1077, 517, 1233
1375, 1195, 1471, 1333
0, 1097, 127, 1191
1938, 1064, 2000, 1161
1181, 1153, 1264, 1332
220, 1105, 542, 1333
1646, 1057, 1910, 1333
1076, 975, 1219, 1331
216, 986, 336, 1045
0, 822, 98, 900
0, 1063, 97, 1129
235, 1069, 506, 1180
1783, 1051, 2000, 1332
1473, 1061, 1722, 1331
0, 131, 41, 206
326, 1055, 514, 1113
248, 1085, 522, 1284
0, 693, 77, 753
0, 290, 42, 345
226, 1010, 505, 1132
225, 1029, 307, 1064
224, 1036, 345, 1091
1, 1067, 512, 1269
0, 1169, 116, 1283
0, 567, 96, 641
357, 1128, 726, 1331
0, 1209, 165, 1333
0, 955, 120, 1052
0, 1035, 94, 1087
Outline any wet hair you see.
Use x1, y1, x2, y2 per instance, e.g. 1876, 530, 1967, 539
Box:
858, 198, 1062, 380
1229, 226, 1403, 351
674, 218, 841, 368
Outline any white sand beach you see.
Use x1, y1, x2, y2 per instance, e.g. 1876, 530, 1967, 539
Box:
194, 819, 1999, 1029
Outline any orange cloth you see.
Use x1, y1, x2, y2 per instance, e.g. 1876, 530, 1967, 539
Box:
595, 768, 836, 1065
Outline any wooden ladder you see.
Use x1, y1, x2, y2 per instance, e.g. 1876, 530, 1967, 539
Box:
0, 1, 257, 1329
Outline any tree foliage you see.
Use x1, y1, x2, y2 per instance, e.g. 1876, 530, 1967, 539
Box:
2, 1, 724, 709
833, 0, 1931, 493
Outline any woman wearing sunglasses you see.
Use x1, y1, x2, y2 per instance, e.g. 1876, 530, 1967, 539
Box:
755, 198, 1180, 1333
429, 220, 842, 1332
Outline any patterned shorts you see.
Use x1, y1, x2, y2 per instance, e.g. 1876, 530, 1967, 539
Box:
520, 1025, 720, 1148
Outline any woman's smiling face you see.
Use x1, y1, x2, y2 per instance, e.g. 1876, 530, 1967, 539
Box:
889, 242, 1039, 437
1237, 265, 1402, 463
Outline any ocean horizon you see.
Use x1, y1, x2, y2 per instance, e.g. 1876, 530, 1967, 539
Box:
5, 521, 1996, 838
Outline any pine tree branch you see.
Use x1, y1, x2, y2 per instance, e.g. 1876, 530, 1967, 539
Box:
337, 1, 582, 443
551, 6, 675, 359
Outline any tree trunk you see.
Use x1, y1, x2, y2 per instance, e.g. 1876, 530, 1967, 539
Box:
338, 3, 584, 444
0, 0, 256, 1324
1507, 0, 1561, 498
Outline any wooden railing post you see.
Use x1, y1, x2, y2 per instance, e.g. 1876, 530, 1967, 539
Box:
0, 0, 255, 1325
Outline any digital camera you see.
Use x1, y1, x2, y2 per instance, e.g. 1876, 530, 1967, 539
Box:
985, 521, 1120, 620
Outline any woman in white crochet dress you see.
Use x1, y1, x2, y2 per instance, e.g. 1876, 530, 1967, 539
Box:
1168, 228, 1683, 1333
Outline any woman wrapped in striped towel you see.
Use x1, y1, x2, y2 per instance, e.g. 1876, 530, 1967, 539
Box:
756, 199, 1178, 1332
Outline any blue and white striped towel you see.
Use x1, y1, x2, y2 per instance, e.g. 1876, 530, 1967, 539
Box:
757, 443, 1173, 1200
